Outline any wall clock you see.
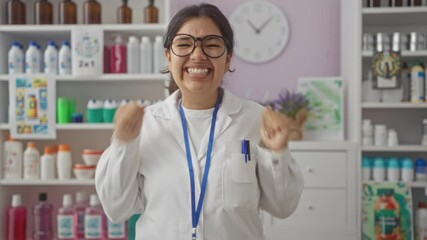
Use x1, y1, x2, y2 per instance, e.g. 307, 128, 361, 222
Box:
229, 0, 290, 64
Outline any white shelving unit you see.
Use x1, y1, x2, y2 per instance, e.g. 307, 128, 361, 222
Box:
0, 0, 171, 236
341, 2, 427, 239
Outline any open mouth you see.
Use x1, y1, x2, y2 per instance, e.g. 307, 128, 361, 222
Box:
186, 67, 211, 75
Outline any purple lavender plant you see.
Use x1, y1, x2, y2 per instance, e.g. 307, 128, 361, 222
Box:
263, 89, 310, 119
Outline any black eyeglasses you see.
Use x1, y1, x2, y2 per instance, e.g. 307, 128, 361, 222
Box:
170, 34, 227, 58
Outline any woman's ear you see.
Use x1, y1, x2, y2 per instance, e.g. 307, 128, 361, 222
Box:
224, 53, 232, 73
164, 48, 171, 70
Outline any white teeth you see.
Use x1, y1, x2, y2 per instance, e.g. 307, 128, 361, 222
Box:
187, 68, 209, 75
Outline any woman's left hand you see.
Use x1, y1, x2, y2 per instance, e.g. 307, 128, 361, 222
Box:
260, 107, 291, 151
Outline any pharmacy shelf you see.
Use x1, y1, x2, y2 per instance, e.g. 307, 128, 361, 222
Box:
0, 24, 166, 33
362, 145, 427, 152
363, 181, 427, 188
362, 50, 427, 57
362, 7, 427, 26
362, 102, 427, 109
0, 74, 168, 82
0, 123, 114, 131
0, 179, 94, 186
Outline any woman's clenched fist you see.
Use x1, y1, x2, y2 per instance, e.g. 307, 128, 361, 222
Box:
114, 102, 145, 142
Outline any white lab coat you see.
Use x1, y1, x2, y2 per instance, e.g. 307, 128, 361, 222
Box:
95, 89, 304, 240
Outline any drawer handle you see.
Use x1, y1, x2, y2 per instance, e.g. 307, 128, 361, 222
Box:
307, 167, 314, 173
307, 205, 314, 210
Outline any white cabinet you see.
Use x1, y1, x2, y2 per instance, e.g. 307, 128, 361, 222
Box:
0, 0, 171, 236
341, 1, 427, 238
263, 141, 358, 240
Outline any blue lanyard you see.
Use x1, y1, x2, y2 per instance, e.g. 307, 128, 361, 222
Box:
179, 95, 221, 240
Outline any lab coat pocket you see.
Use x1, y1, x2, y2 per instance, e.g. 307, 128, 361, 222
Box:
223, 154, 259, 211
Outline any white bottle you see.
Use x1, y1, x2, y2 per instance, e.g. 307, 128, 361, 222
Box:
387, 129, 399, 147
25, 41, 42, 74
58, 41, 72, 75
362, 119, 374, 146
140, 36, 153, 73
8, 41, 24, 74
416, 202, 427, 240
23, 142, 40, 179
3, 137, 23, 179
411, 60, 425, 103
372, 157, 386, 182
40, 146, 55, 180
153, 36, 165, 74
57, 144, 72, 180
127, 36, 140, 74
44, 40, 58, 74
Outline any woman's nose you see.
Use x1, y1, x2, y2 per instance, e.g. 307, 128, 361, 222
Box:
190, 44, 207, 60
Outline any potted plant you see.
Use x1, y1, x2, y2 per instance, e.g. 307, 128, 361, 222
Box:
263, 89, 310, 141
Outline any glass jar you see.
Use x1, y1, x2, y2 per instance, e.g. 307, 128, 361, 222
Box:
83, 0, 102, 24
6, 0, 26, 24
34, 0, 53, 25
59, 0, 77, 24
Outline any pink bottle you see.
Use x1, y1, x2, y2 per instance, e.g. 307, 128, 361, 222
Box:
84, 194, 107, 240
73, 191, 88, 240
110, 35, 127, 73
57, 194, 74, 240
33, 192, 54, 240
6, 194, 27, 240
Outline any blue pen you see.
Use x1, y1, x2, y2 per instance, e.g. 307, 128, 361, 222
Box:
241, 139, 251, 163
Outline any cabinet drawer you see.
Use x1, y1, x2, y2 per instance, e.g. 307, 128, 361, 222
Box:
291, 151, 347, 188
282, 189, 347, 226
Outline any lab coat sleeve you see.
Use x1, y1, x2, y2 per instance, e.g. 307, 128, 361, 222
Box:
95, 136, 144, 223
256, 147, 304, 219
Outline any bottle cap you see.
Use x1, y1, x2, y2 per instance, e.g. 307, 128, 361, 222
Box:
28, 142, 36, 148
61, 40, 70, 47
39, 192, 47, 201
63, 194, 73, 207
362, 157, 371, 168
71, 113, 84, 123
103, 99, 118, 109
416, 158, 426, 167
373, 157, 385, 168
44, 145, 54, 154
115, 35, 123, 44
141, 36, 151, 43
10, 41, 20, 47
388, 158, 399, 169
11, 194, 22, 207
58, 144, 70, 152
76, 191, 87, 204
29, 41, 38, 47
129, 36, 139, 43
155, 36, 163, 42
401, 158, 414, 169
47, 40, 56, 47
90, 194, 100, 206
52, 145, 58, 154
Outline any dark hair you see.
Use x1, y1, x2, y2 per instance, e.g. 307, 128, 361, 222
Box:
162, 3, 235, 95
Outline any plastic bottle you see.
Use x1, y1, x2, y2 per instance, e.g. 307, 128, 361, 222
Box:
44, 41, 58, 74
59, 0, 77, 24
387, 157, 400, 182
33, 192, 54, 240
117, 0, 132, 24
401, 62, 411, 102
140, 36, 153, 73
127, 36, 140, 73
387, 129, 399, 147
401, 157, 414, 182
23, 142, 40, 179
411, 60, 425, 103
416, 202, 427, 240
8, 41, 24, 74
110, 35, 127, 73
25, 41, 42, 74
362, 119, 374, 146
373, 157, 386, 182
57, 194, 75, 240
362, 157, 371, 181
87, 99, 103, 123
6, 0, 26, 24
58, 40, 72, 75
415, 158, 427, 182
144, 0, 159, 23
34, 0, 53, 25
103, 99, 118, 123
57, 144, 72, 180
153, 36, 165, 73
374, 124, 387, 147
374, 188, 402, 239
74, 191, 88, 240
41, 145, 55, 180
6, 194, 27, 240
83, 0, 102, 24
85, 194, 106, 240
107, 219, 127, 240
3, 136, 23, 179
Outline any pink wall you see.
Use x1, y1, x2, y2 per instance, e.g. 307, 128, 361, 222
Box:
171, 0, 341, 102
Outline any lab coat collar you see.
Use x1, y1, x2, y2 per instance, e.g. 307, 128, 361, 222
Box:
151, 88, 241, 161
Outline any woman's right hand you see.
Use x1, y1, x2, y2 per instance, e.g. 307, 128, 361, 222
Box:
114, 102, 145, 142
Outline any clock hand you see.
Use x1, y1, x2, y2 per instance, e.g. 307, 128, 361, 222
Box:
258, 16, 273, 33
246, 20, 260, 34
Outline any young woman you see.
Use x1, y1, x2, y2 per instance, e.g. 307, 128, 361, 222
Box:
96, 3, 303, 239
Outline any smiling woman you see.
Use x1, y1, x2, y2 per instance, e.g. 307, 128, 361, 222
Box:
95, 3, 303, 240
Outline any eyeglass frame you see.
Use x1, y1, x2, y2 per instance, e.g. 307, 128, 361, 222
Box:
168, 34, 229, 58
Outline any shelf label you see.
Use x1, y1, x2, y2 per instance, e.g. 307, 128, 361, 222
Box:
72, 27, 103, 76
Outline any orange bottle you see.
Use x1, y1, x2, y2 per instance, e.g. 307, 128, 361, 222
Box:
83, 0, 102, 24
6, 0, 26, 24
144, 0, 158, 23
59, 0, 77, 24
34, 0, 53, 25
117, 0, 132, 24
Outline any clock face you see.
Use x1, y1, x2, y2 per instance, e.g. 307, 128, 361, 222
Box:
229, 0, 290, 64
